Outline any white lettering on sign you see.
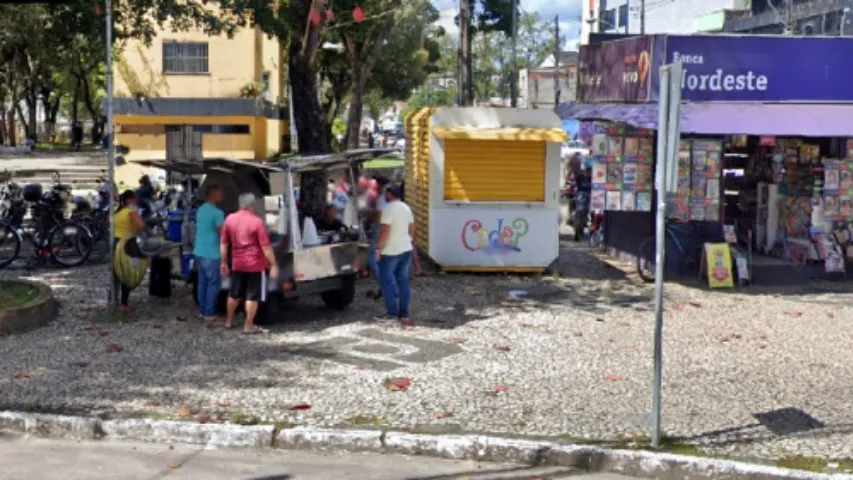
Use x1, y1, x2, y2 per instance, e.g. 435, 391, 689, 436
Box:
672, 51, 769, 93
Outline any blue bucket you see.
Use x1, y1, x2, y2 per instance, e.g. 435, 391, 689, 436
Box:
166, 209, 195, 242
181, 253, 193, 278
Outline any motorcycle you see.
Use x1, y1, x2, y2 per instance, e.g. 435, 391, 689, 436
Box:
571, 189, 591, 242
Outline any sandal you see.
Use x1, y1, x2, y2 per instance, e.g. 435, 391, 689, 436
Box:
243, 326, 268, 335
224, 323, 235, 330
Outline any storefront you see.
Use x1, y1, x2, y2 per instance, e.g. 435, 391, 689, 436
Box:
560, 34, 853, 283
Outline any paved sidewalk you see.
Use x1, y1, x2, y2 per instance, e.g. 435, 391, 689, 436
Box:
2, 236, 853, 465
0, 434, 637, 480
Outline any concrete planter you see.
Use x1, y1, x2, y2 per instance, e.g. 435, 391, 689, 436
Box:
0, 279, 56, 334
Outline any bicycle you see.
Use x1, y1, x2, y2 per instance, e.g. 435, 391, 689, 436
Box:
0, 177, 93, 269
72, 208, 110, 263
588, 212, 605, 249
636, 220, 706, 283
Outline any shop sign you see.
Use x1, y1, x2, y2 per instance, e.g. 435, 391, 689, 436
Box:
429, 209, 559, 268
578, 36, 654, 103
656, 35, 853, 102
702, 243, 734, 288
759, 136, 776, 147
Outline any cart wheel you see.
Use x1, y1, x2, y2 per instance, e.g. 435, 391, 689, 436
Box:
320, 276, 356, 310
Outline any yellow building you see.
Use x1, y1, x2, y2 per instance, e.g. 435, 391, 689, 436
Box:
113, 25, 288, 173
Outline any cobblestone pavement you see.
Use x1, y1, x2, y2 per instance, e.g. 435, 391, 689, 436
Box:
2, 234, 853, 465
0, 434, 637, 480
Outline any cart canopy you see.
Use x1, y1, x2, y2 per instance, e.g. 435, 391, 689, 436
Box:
277, 149, 396, 173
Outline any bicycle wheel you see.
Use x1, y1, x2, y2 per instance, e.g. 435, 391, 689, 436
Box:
637, 236, 657, 283
0, 222, 22, 269
47, 221, 92, 267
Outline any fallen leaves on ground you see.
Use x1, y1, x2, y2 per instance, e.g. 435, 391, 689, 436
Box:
400, 319, 415, 329
145, 402, 162, 408
670, 304, 685, 311
604, 376, 623, 382
572, 331, 583, 337
689, 302, 703, 308
68, 362, 89, 368
595, 317, 605, 322
105, 344, 122, 354
437, 411, 454, 419
176, 407, 196, 417
827, 312, 835, 319
73, 314, 89, 321
384, 378, 412, 392
492, 385, 508, 394
809, 362, 828, 369
167, 462, 182, 470
785, 311, 803, 318
13, 372, 32, 380
152, 324, 162, 329
196, 415, 215, 424
448, 337, 468, 344
493, 345, 511, 352
215, 402, 230, 408
518, 323, 535, 329
759, 344, 768, 349
289, 403, 311, 410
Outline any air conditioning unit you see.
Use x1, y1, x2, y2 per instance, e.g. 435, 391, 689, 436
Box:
799, 17, 822, 35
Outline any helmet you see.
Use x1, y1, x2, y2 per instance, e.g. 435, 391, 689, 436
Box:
22, 184, 43, 202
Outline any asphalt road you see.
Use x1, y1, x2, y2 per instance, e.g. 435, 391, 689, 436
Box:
0, 434, 640, 480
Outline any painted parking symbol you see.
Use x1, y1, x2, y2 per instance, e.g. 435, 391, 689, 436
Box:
289, 328, 464, 371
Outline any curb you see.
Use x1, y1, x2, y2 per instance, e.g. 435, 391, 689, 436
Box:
1, 411, 851, 480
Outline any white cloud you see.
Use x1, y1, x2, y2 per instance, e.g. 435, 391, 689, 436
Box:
432, 0, 582, 50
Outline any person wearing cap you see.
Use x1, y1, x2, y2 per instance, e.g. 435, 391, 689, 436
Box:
374, 183, 414, 322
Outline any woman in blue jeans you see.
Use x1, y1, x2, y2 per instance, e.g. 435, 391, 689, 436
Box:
374, 184, 414, 321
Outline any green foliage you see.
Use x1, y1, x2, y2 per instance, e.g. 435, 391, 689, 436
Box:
331, 118, 347, 138
398, 85, 457, 123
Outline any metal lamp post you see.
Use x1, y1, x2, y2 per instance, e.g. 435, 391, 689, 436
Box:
105, 0, 117, 311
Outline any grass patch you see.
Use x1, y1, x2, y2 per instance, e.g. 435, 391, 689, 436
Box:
0, 281, 40, 309
775, 456, 853, 473
345, 415, 387, 427
35, 142, 96, 152
227, 411, 261, 426
363, 156, 404, 170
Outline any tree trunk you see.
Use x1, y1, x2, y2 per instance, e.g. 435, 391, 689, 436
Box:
71, 77, 81, 124
345, 62, 364, 150
288, 0, 332, 223
6, 108, 16, 147
81, 73, 103, 143
42, 90, 61, 142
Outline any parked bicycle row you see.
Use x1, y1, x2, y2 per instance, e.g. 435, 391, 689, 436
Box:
0, 171, 109, 269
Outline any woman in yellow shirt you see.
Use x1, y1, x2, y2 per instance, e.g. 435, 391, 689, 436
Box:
114, 191, 145, 311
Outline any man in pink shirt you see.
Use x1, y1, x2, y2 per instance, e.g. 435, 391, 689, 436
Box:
220, 193, 279, 334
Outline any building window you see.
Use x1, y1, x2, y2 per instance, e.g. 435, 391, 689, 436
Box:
117, 124, 166, 135
162, 42, 209, 74
166, 124, 250, 135
600, 8, 616, 31
618, 4, 629, 29
262, 71, 271, 101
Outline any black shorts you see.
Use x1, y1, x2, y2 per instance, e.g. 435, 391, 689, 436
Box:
229, 271, 267, 302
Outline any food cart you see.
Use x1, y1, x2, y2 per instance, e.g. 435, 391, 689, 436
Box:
404, 107, 567, 272
138, 150, 390, 316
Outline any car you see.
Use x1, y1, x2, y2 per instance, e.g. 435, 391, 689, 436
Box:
561, 140, 589, 160
394, 138, 405, 150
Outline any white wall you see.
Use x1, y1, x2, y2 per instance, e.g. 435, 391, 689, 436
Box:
595, 0, 747, 35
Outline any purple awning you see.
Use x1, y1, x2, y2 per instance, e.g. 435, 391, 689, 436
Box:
556, 102, 853, 137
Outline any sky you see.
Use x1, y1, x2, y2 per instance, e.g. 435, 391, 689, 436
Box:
430, 0, 582, 50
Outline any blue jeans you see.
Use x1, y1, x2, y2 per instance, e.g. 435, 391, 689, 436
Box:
379, 250, 413, 318
368, 230, 381, 283
196, 256, 221, 316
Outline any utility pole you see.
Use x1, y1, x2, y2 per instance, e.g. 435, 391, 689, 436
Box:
105, 0, 117, 311
510, 0, 519, 107
640, 0, 646, 34
458, 0, 471, 106
554, 15, 560, 107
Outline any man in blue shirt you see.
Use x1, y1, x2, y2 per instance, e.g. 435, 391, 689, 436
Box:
194, 185, 225, 321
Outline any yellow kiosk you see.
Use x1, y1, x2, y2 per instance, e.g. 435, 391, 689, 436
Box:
405, 107, 567, 273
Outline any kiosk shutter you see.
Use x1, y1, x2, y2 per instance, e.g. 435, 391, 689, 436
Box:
443, 139, 546, 202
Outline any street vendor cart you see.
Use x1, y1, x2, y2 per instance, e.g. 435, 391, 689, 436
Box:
139, 149, 390, 317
